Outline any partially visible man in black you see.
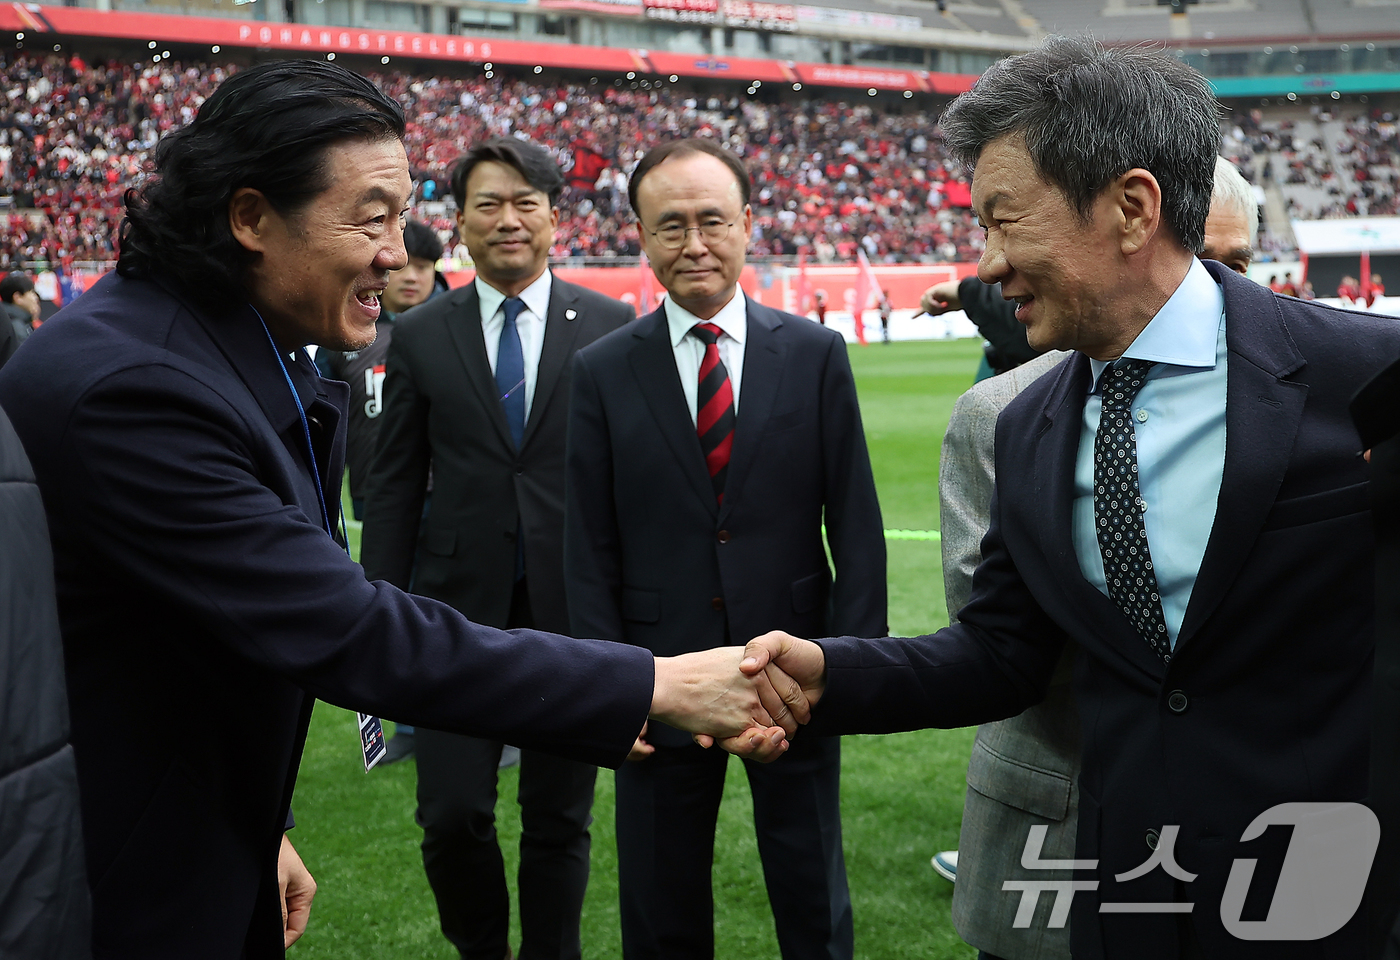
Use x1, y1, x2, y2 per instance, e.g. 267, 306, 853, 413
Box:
0, 271, 38, 349
362, 137, 636, 960
0, 60, 788, 960
0, 405, 90, 958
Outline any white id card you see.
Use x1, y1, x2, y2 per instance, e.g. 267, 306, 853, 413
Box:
357, 712, 387, 771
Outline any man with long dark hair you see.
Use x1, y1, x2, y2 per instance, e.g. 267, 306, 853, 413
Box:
0, 60, 788, 959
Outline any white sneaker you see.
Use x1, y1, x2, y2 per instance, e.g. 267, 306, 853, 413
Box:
931, 850, 958, 883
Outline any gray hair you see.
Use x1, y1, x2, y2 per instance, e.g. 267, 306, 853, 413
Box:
939, 36, 1220, 255
1212, 155, 1259, 243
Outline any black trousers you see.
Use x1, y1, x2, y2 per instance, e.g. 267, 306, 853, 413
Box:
415, 579, 598, 960
614, 735, 852, 960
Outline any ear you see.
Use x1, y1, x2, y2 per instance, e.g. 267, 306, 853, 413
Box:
228, 187, 277, 255
1115, 168, 1163, 256
741, 203, 754, 243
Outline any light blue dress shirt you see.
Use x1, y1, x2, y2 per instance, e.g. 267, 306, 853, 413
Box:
1072, 258, 1228, 648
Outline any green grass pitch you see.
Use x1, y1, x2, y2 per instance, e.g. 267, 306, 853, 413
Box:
292, 337, 987, 959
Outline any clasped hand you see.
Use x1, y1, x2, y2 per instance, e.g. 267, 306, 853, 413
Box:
648, 631, 829, 763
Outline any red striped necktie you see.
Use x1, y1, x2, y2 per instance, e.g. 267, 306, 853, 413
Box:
692, 322, 735, 505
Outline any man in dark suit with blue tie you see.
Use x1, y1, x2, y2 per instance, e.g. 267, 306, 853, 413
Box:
361, 138, 635, 960
739, 38, 1400, 960
564, 139, 887, 960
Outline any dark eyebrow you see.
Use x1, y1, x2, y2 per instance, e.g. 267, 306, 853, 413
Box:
356, 186, 407, 209
473, 187, 545, 203
653, 205, 728, 226
975, 190, 1007, 222
1207, 246, 1254, 264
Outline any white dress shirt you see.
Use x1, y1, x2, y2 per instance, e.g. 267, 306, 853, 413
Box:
477, 271, 552, 420
665, 292, 747, 426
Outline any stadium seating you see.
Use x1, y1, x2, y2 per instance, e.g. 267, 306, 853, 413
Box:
0, 53, 987, 269
1, 48, 1391, 271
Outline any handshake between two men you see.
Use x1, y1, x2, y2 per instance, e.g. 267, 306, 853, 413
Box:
654, 631, 824, 761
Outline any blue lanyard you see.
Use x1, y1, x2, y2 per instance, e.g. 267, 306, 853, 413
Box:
252, 307, 351, 553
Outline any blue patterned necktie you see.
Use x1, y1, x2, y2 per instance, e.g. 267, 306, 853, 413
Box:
1093, 359, 1172, 663
496, 297, 526, 449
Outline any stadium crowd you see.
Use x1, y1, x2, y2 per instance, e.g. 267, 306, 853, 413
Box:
5, 51, 1397, 272
1223, 104, 1400, 221
1, 51, 985, 269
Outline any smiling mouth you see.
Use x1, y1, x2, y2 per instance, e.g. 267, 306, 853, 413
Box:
356, 290, 382, 310
1010, 294, 1034, 321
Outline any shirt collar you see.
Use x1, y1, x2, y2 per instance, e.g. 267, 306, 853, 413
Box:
1089, 257, 1224, 390
666, 289, 748, 348
476, 269, 553, 323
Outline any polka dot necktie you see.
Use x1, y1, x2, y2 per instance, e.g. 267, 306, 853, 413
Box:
1094, 359, 1172, 663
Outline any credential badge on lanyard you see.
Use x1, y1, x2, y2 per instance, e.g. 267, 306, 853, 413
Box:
255, 310, 388, 771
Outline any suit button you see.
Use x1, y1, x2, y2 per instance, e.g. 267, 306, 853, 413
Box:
504, 530, 516, 542
1167, 690, 1189, 714
1146, 829, 1160, 851
515, 467, 524, 476
711, 597, 725, 611
717, 530, 730, 543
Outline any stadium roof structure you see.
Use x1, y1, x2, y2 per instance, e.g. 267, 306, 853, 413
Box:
2, 2, 987, 92
1018, 0, 1400, 45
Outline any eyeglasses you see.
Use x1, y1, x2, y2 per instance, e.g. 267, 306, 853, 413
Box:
646, 218, 738, 250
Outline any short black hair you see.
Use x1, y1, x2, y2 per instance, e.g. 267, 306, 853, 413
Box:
939, 36, 1219, 255
450, 138, 564, 209
0, 272, 34, 303
117, 60, 406, 309
628, 139, 751, 221
403, 220, 443, 263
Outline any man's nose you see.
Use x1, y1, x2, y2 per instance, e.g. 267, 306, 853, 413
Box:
378, 222, 408, 272
681, 225, 708, 257
498, 202, 522, 231
977, 232, 1008, 286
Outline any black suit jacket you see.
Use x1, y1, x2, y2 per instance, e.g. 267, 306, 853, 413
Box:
361, 275, 634, 633
810, 262, 1400, 959
0, 273, 652, 959
1352, 355, 1400, 957
565, 296, 886, 745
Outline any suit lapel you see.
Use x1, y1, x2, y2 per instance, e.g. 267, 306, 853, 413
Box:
628, 306, 716, 515
443, 284, 515, 450
523, 276, 583, 449
1175, 263, 1308, 650
719, 298, 785, 523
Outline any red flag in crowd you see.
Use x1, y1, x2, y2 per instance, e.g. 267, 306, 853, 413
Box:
851, 248, 884, 346
569, 146, 608, 191
943, 181, 973, 208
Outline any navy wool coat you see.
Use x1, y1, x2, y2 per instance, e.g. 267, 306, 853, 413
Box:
0, 273, 653, 959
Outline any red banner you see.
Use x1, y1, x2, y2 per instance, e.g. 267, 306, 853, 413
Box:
0, 4, 978, 92
568, 146, 608, 190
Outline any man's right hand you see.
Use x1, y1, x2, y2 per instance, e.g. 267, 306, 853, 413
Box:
920, 281, 962, 316
739, 631, 828, 718
696, 632, 830, 758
